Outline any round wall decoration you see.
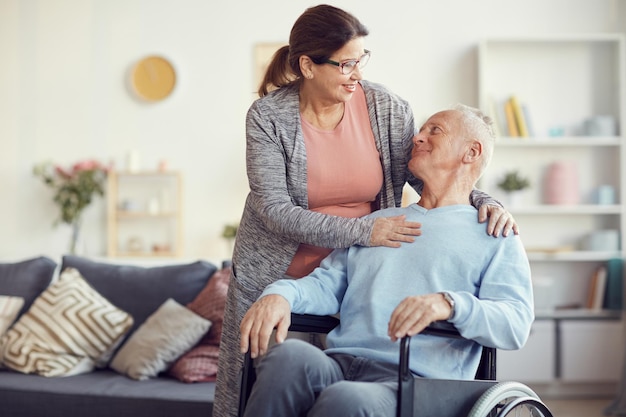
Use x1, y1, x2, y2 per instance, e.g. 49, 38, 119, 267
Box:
131, 56, 176, 101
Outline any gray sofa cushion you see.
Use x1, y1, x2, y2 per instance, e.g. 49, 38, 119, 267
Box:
0, 256, 57, 318
60, 256, 218, 338
0, 369, 213, 417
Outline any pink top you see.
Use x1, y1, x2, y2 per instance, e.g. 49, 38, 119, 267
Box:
286, 85, 383, 278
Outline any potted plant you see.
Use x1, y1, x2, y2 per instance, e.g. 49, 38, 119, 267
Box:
497, 170, 530, 206
222, 223, 239, 256
33, 159, 109, 254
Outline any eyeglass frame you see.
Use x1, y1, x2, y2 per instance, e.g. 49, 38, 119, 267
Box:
319, 49, 371, 75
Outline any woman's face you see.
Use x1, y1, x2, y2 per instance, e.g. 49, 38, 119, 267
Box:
308, 37, 367, 105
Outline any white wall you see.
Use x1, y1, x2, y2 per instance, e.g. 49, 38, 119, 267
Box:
1, 0, 624, 262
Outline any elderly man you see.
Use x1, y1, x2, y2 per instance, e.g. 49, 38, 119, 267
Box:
239, 104, 534, 417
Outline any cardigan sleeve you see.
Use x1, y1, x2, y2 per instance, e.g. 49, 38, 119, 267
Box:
470, 189, 503, 209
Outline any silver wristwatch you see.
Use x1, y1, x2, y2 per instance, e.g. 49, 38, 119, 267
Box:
440, 291, 455, 321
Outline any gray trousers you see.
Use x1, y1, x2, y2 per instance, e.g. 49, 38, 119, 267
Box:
243, 339, 398, 417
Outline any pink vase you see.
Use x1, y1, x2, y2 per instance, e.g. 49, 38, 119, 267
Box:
543, 161, 579, 205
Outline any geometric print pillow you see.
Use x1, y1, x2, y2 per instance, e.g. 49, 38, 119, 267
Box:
0, 268, 134, 377
0, 295, 24, 337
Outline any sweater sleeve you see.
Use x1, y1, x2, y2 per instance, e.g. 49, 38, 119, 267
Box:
260, 248, 350, 315
448, 236, 534, 350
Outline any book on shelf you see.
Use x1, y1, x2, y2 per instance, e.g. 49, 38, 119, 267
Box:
487, 97, 503, 138
586, 265, 607, 310
495, 95, 535, 138
603, 257, 623, 310
521, 104, 535, 137
503, 99, 519, 137
508, 95, 529, 138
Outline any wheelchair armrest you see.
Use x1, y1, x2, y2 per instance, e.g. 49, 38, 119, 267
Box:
420, 320, 462, 338
398, 321, 496, 389
398, 321, 460, 379
289, 313, 340, 334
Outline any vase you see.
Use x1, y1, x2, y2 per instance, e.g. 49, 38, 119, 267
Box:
69, 220, 81, 255
505, 191, 524, 207
543, 161, 579, 205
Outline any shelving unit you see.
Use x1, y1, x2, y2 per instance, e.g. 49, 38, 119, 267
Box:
107, 171, 183, 258
478, 34, 625, 394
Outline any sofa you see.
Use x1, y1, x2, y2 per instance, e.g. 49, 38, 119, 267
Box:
0, 255, 231, 417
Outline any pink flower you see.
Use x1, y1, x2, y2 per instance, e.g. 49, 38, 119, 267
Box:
34, 158, 108, 226
55, 165, 72, 179
72, 159, 103, 173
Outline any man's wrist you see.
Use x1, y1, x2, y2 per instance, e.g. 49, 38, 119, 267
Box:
439, 291, 455, 321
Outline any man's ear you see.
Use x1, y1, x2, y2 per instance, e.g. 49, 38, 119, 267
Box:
463, 140, 483, 163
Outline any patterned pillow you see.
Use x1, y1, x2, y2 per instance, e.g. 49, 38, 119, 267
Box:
0, 296, 24, 336
168, 266, 230, 382
0, 268, 134, 377
110, 298, 212, 381
60, 255, 216, 340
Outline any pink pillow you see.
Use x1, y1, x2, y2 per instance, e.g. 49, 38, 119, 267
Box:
168, 266, 230, 383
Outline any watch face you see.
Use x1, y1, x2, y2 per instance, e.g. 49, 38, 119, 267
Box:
131, 56, 176, 101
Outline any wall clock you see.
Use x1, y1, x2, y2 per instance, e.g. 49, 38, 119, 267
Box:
131, 56, 176, 101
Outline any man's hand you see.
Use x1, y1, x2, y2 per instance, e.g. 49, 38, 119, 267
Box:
387, 293, 452, 342
369, 215, 422, 247
478, 204, 519, 237
240, 294, 291, 358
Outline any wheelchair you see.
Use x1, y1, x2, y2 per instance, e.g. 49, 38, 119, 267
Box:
239, 313, 554, 417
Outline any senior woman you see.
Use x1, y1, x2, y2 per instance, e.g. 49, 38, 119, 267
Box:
213, 5, 516, 417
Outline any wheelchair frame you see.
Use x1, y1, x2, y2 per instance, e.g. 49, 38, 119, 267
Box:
238, 314, 553, 417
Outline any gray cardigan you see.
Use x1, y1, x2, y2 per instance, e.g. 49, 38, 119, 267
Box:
214, 80, 493, 417
235, 79, 419, 292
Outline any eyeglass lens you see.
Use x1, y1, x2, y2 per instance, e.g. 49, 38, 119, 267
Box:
341, 51, 370, 74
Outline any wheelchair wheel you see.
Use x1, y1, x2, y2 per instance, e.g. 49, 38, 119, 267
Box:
468, 381, 553, 417
495, 396, 553, 416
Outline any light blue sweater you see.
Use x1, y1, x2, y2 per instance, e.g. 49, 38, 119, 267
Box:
261, 204, 534, 380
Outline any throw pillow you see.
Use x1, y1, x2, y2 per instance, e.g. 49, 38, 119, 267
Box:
0, 256, 56, 319
110, 298, 212, 381
168, 266, 231, 382
0, 268, 134, 377
60, 256, 217, 340
0, 296, 24, 336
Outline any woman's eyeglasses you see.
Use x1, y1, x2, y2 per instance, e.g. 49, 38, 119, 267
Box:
324, 50, 371, 75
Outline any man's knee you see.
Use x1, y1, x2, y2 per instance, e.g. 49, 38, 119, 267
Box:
255, 339, 326, 380
262, 338, 321, 363
311, 381, 396, 417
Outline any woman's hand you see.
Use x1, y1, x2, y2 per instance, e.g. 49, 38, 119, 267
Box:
369, 215, 422, 247
479, 205, 519, 237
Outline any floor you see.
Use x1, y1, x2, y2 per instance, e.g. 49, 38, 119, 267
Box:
542, 398, 613, 417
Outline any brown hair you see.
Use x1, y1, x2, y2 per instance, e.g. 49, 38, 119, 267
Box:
257, 4, 369, 97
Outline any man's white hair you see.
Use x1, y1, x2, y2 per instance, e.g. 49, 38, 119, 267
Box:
452, 103, 495, 176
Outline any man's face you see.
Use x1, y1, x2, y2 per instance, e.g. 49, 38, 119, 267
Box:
408, 110, 468, 179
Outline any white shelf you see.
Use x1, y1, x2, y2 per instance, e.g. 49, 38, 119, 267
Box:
107, 171, 183, 258
510, 205, 622, 215
115, 211, 179, 218
496, 137, 621, 147
479, 35, 625, 389
526, 250, 621, 262
535, 308, 622, 320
